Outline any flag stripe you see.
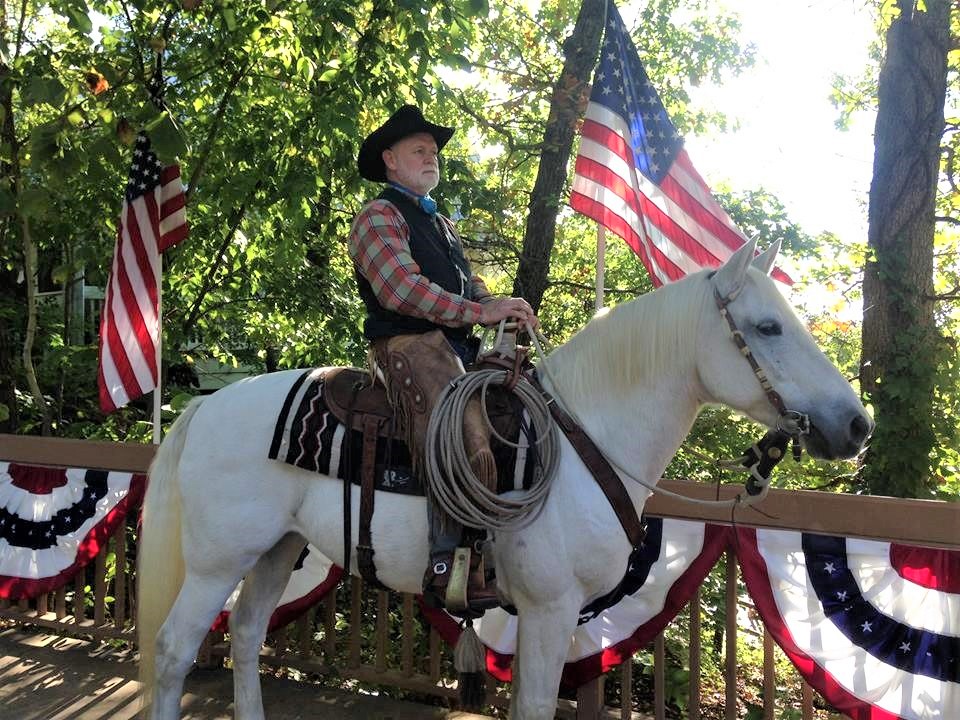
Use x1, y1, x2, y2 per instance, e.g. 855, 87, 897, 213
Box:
573, 160, 706, 278
570, 185, 680, 284
580, 110, 744, 270
98, 130, 187, 413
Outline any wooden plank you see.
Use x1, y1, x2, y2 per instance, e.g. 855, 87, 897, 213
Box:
688, 587, 701, 720
73, 571, 85, 623
801, 679, 814, 720
724, 551, 737, 720
348, 576, 363, 668
654, 634, 665, 720
0, 434, 155, 473
401, 593, 415, 676
645, 479, 960, 549
113, 523, 127, 628
4, 434, 958, 547
297, 608, 314, 658
429, 626, 441, 683
762, 628, 775, 719
619, 658, 633, 720
576, 676, 603, 720
0, 609, 130, 640
93, 548, 107, 626
322, 592, 337, 660
375, 590, 389, 673
55, 586, 66, 619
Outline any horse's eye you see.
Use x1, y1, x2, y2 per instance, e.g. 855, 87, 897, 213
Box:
757, 321, 782, 337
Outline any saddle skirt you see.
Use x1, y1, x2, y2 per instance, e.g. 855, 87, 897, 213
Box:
268, 367, 540, 495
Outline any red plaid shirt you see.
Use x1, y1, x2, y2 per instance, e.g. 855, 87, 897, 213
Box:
348, 199, 492, 327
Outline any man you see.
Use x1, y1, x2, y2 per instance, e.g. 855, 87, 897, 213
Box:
348, 105, 538, 609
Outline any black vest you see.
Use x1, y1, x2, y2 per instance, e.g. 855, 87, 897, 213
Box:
355, 188, 476, 342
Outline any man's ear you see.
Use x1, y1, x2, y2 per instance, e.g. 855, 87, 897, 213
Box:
382, 148, 396, 172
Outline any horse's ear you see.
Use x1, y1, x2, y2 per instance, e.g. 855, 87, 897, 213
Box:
713, 237, 757, 299
752, 239, 781, 276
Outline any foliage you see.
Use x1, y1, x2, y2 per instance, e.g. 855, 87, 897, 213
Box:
0, 0, 956, 714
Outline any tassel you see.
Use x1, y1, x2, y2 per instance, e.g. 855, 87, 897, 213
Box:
454, 619, 487, 711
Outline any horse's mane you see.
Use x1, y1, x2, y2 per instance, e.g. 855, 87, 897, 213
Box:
542, 270, 713, 406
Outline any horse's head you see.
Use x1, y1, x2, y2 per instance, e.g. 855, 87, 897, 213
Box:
695, 239, 873, 460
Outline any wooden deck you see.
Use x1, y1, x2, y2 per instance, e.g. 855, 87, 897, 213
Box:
0, 627, 495, 720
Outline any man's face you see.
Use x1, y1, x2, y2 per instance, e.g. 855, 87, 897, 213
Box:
382, 132, 440, 195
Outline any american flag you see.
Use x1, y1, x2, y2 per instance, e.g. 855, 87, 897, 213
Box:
97, 131, 187, 412
570, 2, 791, 287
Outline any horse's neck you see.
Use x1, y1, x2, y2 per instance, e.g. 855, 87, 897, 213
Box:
539, 354, 701, 494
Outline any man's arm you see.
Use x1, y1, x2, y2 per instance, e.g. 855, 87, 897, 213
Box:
348, 200, 485, 327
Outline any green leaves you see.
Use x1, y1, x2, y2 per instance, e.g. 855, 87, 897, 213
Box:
23, 76, 68, 107
146, 112, 188, 163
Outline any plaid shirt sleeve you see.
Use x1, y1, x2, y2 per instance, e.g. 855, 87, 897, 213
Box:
348, 200, 486, 327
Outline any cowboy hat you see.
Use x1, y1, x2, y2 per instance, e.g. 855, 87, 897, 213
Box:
357, 105, 454, 182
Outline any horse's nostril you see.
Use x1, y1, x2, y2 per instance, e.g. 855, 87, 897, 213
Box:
850, 414, 872, 444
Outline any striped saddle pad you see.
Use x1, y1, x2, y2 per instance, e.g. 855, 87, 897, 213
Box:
268, 368, 540, 495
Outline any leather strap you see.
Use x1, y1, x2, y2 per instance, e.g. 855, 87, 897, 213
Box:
536, 380, 646, 549
357, 415, 387, 589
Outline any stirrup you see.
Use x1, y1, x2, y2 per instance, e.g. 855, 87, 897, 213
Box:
423, 547, 500, 616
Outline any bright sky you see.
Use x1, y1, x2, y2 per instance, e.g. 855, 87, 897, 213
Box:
676, 0, 878, 246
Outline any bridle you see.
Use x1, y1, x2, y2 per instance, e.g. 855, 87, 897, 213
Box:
713, 284, 811, 442
711, 283, 811, 495
509, 277, 816, 511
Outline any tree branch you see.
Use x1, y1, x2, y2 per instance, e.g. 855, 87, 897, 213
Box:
179, 181, 262, 337
185, 59, 250, 204
927, 285, 960, 301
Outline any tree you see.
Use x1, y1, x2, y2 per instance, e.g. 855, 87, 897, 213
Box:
860, 0, 953, 497
512, 0, 605, 312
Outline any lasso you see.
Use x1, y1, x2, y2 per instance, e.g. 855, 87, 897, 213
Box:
424, 337, 560, 532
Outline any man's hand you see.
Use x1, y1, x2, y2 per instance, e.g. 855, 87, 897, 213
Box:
478, 297, 540, 331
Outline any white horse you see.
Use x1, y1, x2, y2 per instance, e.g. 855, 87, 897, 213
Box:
137, 239, 872, 719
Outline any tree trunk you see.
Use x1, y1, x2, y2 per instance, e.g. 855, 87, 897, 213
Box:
512, 0, 606, 312
0, 265, 21, 433
860, 0, 950, 497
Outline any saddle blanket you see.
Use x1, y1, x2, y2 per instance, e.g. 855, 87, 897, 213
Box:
268, 368, 540, 495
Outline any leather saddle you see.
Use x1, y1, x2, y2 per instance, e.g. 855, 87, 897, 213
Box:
322, 366, 392, 432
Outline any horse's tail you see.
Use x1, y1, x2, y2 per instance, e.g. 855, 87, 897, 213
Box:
137, 396, 204, 708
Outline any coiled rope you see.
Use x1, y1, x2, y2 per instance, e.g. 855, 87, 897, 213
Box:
424, 365, 560, 532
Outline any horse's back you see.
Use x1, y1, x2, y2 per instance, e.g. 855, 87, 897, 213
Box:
174, 369, 340, 539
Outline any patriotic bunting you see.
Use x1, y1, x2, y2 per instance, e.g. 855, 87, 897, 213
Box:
420, 519, 732, 687
2, 458, 956, 718
738, 528, 959, 719
212, 545, 343, 634
0, 462, 145, 599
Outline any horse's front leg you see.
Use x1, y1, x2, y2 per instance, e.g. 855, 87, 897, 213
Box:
509, 595, 580, 720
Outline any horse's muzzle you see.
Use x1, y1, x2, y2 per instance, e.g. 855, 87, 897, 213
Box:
803, 409, 873, 460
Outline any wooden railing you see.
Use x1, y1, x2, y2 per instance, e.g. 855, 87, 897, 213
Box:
2, 434, 958, 719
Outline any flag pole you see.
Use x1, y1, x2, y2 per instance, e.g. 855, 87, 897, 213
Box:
595, 223, 606, 311
152, 250, 162, 445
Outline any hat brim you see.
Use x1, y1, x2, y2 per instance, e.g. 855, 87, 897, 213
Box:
358, 106, 455, 182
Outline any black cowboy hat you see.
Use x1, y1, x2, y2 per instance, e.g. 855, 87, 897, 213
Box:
357, 105, 455, 182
